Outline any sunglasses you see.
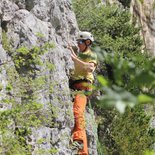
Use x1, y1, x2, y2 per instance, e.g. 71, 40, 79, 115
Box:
77, 40, 85, 44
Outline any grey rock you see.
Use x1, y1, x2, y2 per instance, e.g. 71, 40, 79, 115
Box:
1, 0, 19, 22
7, 9, 50, 48
130, 0, 155, 55
86, 108, 98, 155
0, 0, 98, 154
14, 0, 26, 9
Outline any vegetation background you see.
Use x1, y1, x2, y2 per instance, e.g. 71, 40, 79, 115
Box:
72, 0, 155, 154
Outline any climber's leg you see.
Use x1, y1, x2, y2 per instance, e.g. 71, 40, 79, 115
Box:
72, 93, 88, 155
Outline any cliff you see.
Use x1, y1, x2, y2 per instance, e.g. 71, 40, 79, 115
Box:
130, 0, 155, 55
0, 0, 97, 154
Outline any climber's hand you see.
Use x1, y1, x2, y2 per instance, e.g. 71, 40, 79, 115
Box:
67, 43, 72, 50
67, 43, 77, 58
84, 62, 96, 72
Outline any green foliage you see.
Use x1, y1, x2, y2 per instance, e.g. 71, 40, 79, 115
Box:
97, 83, 136, 113
138, 94, 154, 103
145, 150, 155, 155
49, 148, 59, 154
0, 92, 49, 154
73, 1, 142, 53
6, 83, 13, 91
110, 106, 155, 155
139, 0, 144, 4
97, 140, 106, 155
96, 105, 155, 155
35, 32, 45, 38
96, 49, 155, 96
73, 1, 155, 154
33, 147, 58, 155
13, 42, 55, 73
0, 83, 3, 91
2, 30, 12, 52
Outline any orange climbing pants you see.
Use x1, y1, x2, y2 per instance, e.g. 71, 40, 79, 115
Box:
71, 81, 92, 155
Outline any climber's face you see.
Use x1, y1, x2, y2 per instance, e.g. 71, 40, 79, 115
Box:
77, 40, 87, 52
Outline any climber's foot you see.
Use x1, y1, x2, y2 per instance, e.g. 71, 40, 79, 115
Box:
70, 140, 84, 154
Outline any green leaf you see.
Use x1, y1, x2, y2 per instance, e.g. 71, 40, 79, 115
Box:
97, 75, 108, 86
6, 83, 13, 91
144, 150, 155, 155
138, 94, 153, 103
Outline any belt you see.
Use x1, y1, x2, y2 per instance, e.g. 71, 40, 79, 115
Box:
69, 79, 92, 91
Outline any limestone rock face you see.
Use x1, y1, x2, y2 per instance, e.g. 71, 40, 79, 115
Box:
130, 0, 155, 55
0, 0, 98, 155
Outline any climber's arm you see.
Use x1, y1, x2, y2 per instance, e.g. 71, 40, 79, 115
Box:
71, 55, 96, 72
67, 45, 96, 72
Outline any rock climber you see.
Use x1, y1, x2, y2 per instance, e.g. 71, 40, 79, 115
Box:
68, 31, 97, 155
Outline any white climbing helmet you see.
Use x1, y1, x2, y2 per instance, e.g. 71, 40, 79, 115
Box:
77, 31, 94, 42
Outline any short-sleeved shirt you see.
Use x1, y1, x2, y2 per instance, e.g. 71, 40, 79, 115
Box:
71, 49, 97, 83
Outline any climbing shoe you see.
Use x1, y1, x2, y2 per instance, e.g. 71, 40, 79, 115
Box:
70, 140, 84, 150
